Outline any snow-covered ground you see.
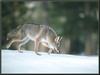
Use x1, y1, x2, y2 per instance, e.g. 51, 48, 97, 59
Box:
1, 50, 99, 74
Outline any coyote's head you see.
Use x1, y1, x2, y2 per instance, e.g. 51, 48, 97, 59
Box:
54, 36, 63, 53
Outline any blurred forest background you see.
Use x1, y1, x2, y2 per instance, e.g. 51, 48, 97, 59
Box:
1, 0, 99, 56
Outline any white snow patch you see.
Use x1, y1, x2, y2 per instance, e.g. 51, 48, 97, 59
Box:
1, 50, 99, 74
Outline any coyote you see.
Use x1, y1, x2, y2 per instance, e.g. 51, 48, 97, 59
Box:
6, 24, 62, 55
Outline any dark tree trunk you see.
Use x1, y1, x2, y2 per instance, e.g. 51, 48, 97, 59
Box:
42, 1, 49, 26
69, 37, 84, 54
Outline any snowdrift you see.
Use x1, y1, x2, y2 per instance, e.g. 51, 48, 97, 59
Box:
1, 50, 99, 74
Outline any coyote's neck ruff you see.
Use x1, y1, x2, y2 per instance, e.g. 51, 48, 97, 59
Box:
6, 24, 62, 55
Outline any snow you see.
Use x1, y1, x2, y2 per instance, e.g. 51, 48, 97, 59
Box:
1, 50, 99, 74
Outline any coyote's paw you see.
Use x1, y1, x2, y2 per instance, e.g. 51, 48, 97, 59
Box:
18, 50, 23, 53
35, 52, 41, 56
48, 52, 51, 55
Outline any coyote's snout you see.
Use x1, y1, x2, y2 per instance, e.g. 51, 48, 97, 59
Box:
6, 24, 62, 55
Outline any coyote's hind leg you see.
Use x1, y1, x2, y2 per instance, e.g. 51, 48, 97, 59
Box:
6, 39, 16, 49
6, 39, 22, 49
18, 38, 30, 53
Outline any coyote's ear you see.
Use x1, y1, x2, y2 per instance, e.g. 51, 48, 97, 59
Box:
59, 36, 63, 42
55, 36, 59, 43
55, 36, 62, 43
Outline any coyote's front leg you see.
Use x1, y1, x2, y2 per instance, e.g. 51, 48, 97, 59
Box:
48, 48, 53, 54
33, 27, 46, 55
34, 40, 41, 55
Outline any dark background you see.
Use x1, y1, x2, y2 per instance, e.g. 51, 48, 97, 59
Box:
1, 0, 99, 55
